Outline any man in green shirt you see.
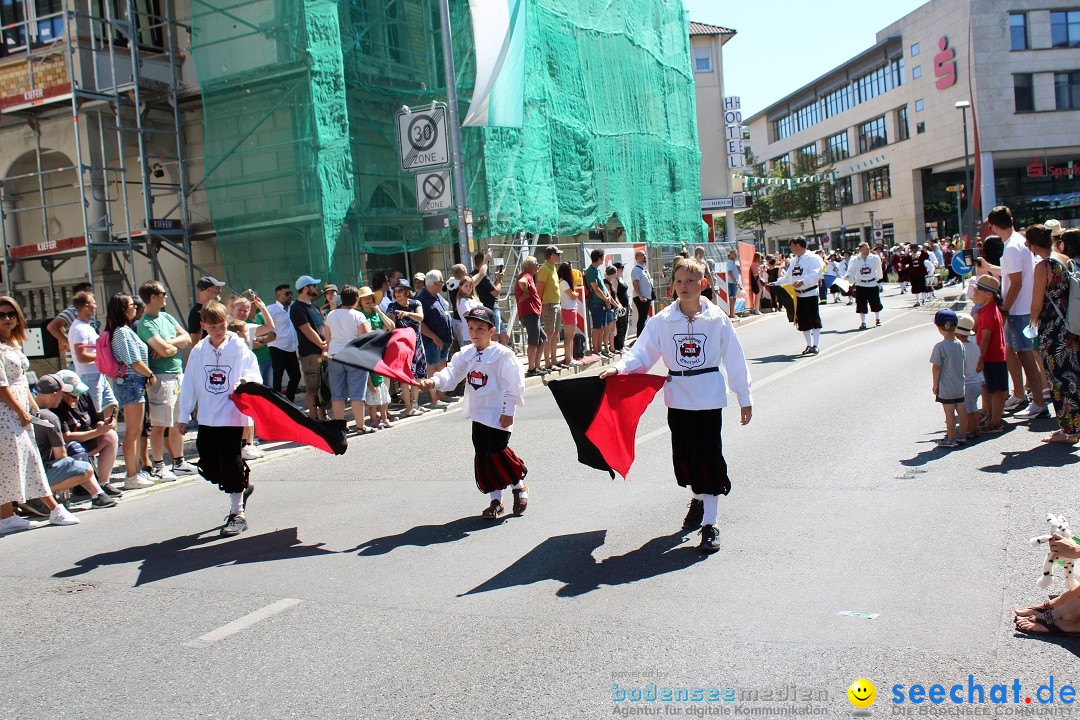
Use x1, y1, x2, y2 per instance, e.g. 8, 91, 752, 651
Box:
535, 244, 562, 371
137, 280, 195, 481
584, 248, 615, 357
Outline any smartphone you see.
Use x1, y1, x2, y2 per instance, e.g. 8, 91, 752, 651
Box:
103, 405, 117, 423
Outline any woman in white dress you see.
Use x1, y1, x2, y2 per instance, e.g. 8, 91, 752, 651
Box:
0, 297, 80, 532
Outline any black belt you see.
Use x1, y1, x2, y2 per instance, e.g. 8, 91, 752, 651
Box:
668, 367, 719, 378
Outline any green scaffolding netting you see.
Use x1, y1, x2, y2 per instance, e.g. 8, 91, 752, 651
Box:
190, 0, 702, 295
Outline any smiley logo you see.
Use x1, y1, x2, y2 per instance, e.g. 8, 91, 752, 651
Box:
847, 679, 876, 709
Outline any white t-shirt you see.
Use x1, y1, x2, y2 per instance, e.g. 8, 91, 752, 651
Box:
631, 263, 653, 298
67, 317, 98, 375
325, 308, 370, 356
456, 295, 482, 339
559, 279, 578, 310
1000, 230, 1035, 316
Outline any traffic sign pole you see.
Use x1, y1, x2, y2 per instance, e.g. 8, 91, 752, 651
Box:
438, 0, 471, 268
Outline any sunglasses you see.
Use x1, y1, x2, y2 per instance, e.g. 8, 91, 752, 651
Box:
0, 310, 17, 321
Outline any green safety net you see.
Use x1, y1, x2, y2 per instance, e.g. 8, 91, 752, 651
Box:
190, 0, 702, 295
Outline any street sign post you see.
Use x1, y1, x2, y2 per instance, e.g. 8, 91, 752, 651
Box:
416, 170, 453, 213
397, 104, 450, 172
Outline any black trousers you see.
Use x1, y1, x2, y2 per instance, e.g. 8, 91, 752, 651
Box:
270, 346, 301, 402
196, 425, 249, 494
633, 297, 651, 337
614, 313, 629, 351
471, 421, 527, 494
667, 408, 730, 496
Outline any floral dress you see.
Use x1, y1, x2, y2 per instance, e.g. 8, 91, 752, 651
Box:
388, 299, 427, 380
1036, 257, 1080, 435
0, 342, 50, 504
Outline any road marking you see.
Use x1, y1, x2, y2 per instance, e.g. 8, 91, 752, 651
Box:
636, 307, 928, 446
183, 598, 302, 648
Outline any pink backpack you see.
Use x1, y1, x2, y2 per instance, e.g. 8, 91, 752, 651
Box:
95, 330, 127, 378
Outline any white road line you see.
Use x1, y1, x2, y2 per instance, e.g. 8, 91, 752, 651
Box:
183, 598, 302, 649
636, 307, 928, 446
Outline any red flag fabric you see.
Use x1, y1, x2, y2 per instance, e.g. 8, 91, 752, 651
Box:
548, 374, 665, 479
332, 328, 417, 386
231, 383, 348, 455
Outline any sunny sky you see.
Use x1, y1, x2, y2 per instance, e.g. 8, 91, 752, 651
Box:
684, 0, 930, 117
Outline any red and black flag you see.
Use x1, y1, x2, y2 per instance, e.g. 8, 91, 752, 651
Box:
331, 328, 418, 386
231, 383, 348, 455
548, 374, 665, 479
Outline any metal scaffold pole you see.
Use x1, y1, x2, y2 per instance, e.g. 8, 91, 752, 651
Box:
437, 0, 472, 267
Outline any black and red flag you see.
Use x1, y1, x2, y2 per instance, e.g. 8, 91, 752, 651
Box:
231, 383, 348, 455
548, 374, 665, 479
330, 328, 418, 386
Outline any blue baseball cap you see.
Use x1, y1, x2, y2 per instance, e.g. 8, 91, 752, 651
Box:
295, 275, 321, 291
934, 308, 958, 328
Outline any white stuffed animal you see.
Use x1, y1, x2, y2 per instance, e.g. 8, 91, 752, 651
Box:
1030, 514, 1079, 590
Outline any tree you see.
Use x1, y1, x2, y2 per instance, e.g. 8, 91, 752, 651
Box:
734, 150, 778, 244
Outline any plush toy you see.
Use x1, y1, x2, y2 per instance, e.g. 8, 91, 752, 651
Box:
1030, 514, 1078, 590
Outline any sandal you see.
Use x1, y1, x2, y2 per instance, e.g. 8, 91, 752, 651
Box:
1016, 607, 1080, 636
357, 424, 377, 434
481, 501, 505, 519
1041, 431, 1078, 444
512, 484, 529, 515
405, 408, 424, 417
1015, 601, 1053, 618
379, 420, 393, 429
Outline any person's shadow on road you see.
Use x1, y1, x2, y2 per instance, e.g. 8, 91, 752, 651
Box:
979, 444, 1080, 474
347, 516, 507, 556
459, 529, 707, 598
53, 527, 335, 586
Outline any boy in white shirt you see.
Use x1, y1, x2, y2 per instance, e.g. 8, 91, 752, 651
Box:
179, 302, 262, 536
419, 307, 529, 519
600, 256, 753, 553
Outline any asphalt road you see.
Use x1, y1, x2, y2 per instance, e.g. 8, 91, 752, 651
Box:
2, 286, 1077, 720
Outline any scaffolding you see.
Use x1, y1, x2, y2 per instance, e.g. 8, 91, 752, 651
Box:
0, 0, 198, 320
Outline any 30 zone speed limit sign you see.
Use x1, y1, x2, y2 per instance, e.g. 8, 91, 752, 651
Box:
397, 104, 450, 172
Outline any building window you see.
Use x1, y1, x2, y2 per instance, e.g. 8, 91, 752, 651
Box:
898, 106, 910, 141
91, 0, 165, 51
915, 98, 924, 112
832, 176, 853, 208
1051, 11, 1080, 48
1, 0, 66, 54
912, 65, 922, 79
1015, 73, 1034, 112
1010, 13, 1028, 51
798, 142, 817, 159
911, 42, 920, 56
825, 131, 849, 163
1056, 71, 1080, 110
858, 115, 888, 154
863, 166, 892, 202
772, 154, 790, 172
916, 121, 926, 134
693, 45, 713, 73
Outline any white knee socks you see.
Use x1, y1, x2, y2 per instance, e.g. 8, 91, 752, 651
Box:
860, 313, 866, 324
489, 489, 503, 502
803, 330, 812, 346
811, 328, 820, 346
702, 494, 719, 526
230, 492, 243, 514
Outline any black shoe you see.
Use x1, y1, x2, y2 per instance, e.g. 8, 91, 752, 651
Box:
810, 346, 819, 354
698, 524, 720, 554
91, 493, 117, 508
16, 498, 50, 518
221, 513, 248, 537
876, 319, 881, 326
101, 483, 124, 497
800, 346, 813, 355
243, 482, 254, 512
682, 499, 704, 529
859, 323, 867, 330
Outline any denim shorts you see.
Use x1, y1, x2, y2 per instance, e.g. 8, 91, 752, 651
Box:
83, 373, 117, 413
46, 456, 92, 486
422, 337, 451, 365
588, 303, 613, 328
112, 374, 147, 406
328, 360, 368, 402
1004, 312, 1034, 352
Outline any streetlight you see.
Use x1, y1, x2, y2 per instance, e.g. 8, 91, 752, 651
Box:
955, 100, 973, 246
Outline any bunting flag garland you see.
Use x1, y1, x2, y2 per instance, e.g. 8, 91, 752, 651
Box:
232, 383, 348, 455
548, 374, 666, 479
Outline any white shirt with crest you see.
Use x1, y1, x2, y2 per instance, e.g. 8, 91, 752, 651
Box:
613, 297, 752, 411
430, 342, 525, 431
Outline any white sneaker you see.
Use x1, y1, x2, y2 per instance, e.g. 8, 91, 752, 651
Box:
152, 464, 178, 483
124, 472, 154, 490
430, 400, 449, 408
1003, 395, 1027, 412
0, 515, 31, 533
241, 445, 265, 461
49, 505, 80, 526
1015, 403, 1048, 419
172, 459, 199, 476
